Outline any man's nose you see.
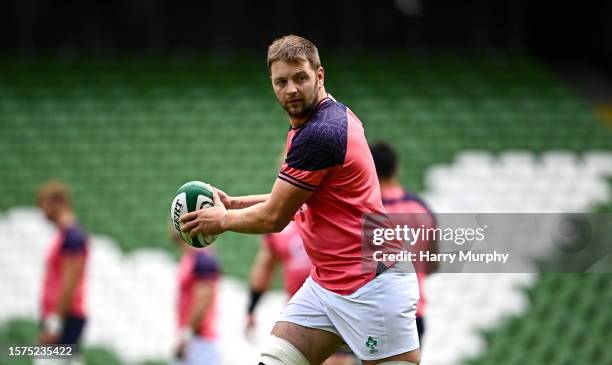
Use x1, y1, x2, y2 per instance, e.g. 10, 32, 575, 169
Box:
286, 80, 298, 95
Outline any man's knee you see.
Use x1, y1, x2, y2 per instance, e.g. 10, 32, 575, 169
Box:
259, 335, 310, 365
376, 362, 418, 365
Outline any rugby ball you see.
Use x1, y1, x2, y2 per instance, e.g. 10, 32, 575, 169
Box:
170, 181, 217, 248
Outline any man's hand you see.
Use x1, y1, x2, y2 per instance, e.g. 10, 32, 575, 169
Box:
180, 189, 227, 237
38, 331, 59, 345
215, 187, 234, 209
39, 314, 61, 344
244, 313, 258, 343
175, 326, 195, 360
174, 340, 187, 359
245, 313, 256, 335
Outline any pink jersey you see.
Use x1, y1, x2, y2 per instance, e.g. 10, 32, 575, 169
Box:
263, 221, 312, 297
177, 249, 220, 340
41, 226, 88, 318
278, 97, 385, 295
382, 185, 436, 317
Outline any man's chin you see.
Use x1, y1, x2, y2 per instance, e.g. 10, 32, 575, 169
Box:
283, 98, 317, 119
285, 105, 306, 117
291, 108, 306, 116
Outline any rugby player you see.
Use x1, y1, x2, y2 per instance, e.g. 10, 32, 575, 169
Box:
171, 230, 222, 365
370, 141, 438, 341
38, 181, 88, 356
181, 35, 421, 365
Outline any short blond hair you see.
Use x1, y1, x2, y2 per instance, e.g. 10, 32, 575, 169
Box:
267, 35, 321, 72
38, 180, 71, 206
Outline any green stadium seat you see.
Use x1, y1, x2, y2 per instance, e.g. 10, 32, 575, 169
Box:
0, 56, 610, 275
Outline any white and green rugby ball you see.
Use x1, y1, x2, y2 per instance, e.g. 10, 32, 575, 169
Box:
170, 181, 217, 248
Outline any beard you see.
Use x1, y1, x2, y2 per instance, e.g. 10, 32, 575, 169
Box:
281, 81, 319, 119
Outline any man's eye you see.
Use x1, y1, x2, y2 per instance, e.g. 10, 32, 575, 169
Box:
276, 80, 286, 86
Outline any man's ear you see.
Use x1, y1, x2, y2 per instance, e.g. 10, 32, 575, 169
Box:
318, 66, 325, 86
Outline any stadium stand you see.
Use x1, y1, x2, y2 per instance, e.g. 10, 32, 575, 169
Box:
0, 56, 611, 365
1, 56, 609, 266
466, 274, 612, 365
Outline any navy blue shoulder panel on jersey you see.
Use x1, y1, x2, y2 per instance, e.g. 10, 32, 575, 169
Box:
61, 226, 87, 254
285, 100, 348, 171
193, 252, 220, 279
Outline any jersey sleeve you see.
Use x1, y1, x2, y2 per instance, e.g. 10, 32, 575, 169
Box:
60, 227, 87, 255
193, 253, 220, 281
278, 111, 347, 191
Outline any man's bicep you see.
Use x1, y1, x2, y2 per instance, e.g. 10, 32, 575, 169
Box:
267, 178, 313, 225
61, 255, 85, 278
192, 281, 214, 301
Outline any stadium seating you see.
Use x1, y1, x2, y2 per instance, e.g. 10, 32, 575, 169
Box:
1, 56, 610, 264
0, 56, 611, 365
465, 274, 612, 365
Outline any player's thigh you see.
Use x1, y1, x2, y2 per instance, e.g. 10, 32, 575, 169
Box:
361, 348, 420, 365
321, 269, 420, 361
271, 321, 345, 365
322, 352, 358, 365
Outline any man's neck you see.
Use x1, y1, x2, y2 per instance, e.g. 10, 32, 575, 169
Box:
289, 88, 328, 128
379, 178, 402, 190
55, 210, 75, 229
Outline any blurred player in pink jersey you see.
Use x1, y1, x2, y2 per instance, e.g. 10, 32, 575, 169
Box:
246, 221, 356, 365
38, 181, 88, 353
370, 141, 438, 342
171, 229, 222, 365
181, 35, 421, 364
246, 221, 311, 333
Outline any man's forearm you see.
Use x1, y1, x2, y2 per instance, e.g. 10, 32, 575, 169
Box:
57, 285, 77, 317
188, 299, 212, 331
229, 194, 270, 209
56, 258, 83, 317
221, 202, 286, 234
187, 283, 213, 332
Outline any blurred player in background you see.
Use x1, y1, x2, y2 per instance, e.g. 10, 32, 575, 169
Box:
246, 221, 310, 335
38, 181, 88, 356
370, 141, 438, 342
181, 35, 421, 364
246, 221, 356, 365
171, 229, 222, 365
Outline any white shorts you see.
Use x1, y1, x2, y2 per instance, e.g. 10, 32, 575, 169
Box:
278, 267, 420, 360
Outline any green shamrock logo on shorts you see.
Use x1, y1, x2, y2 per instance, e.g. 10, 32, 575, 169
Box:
365, 336, 379, 354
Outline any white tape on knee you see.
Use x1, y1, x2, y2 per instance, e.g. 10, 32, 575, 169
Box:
259, 335, 310, 365
377, 362, 418, 365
